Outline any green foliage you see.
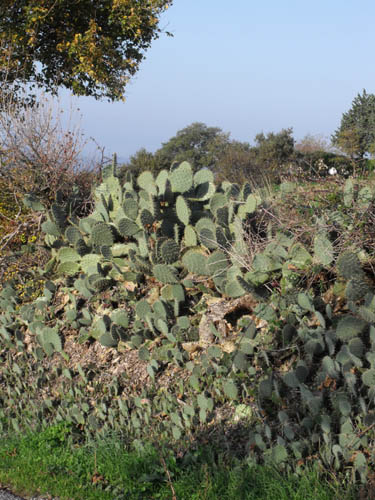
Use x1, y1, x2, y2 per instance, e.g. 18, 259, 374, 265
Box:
154, 122, 230, 172
254, 128, 295, 172
0, 0, 173, 101
4, 157, 375, 491
332, 89, 375, 159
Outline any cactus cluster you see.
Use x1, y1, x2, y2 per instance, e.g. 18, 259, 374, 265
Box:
3, 163, 375, 484
37, 159, 264, 348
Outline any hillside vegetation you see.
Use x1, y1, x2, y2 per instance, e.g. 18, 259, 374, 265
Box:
1, 150, 375, 498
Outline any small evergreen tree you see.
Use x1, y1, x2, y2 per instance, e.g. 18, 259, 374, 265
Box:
332, 89, 375, 159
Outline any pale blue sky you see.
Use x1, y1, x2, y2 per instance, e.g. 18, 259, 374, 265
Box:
60, 0, 375, 161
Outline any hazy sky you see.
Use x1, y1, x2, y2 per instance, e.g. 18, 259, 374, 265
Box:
59, 0, 375, 161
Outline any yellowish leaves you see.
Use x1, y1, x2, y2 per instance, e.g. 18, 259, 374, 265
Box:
0, 0, 173, 100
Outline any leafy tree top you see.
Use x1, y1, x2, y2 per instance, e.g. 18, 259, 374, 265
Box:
332, 89, 375, 159
0, 0, 172, 101
254, 127, 295, 168
155, 122, 230, 171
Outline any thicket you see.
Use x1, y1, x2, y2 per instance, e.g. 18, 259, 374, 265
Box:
121, 123, 361, 187
1, 156, 375, 495
0, 88, 102, 304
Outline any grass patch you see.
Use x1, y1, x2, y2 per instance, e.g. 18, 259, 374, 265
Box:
0, 425, 357, 500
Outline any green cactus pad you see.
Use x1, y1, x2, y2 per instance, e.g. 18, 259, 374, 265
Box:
193, 181, 215, 201
193, 168, 214, 186
140, 209, 155, 228
57, 247, 80, 263
288, 243, 312, 269
65, 226, 81, 244
182, 249, 208, 275
348, 337, 364, 358
359, 305, 375, 323
223, 380, 238, 399
195, 217, 216, 234
123, 198, 139, 220
153, 264, 179, 284
23, 193, 45, 212
137, 171, 157, 195
100, 246, 112, 259
283, 371, 300, 388
336, 315, 367, 342
345, 277, 369, 301
171, 284, 185, 302
110, 243, 128, 257
258, 377, 273, 399
43, 257, 57, 274
314, 232, 334, 267
209, 193, 227, 215
37, 326, 62, 355
357, 186, 373, 209
216, 206, 229, 227
57, 261, 80, 276
362, 369, 375, 386
216, 227, 230, 248
155, 170, 169, 195
160, 239, 180, 264
99, 332, 118, 347
176, 195, 191, 225
337, 251, 363, 280
117, 218, 141, 237
237, 194, 257, 218
236, 276, 256, 294
42, 220, 61, 237
170, 161, 193, 193
92, 278, 112, 291
184, 225, 197, 247
79, 217, 96, 235
198, 228, 217, 250
73, 278, 92, 299
51, 203, 66, 228
241, 183, 252, 200
91, 222, 114, 247
111, 310, 129, 328
136, 299, 152, 319
225, 280, 245, 298
207, 250, 228, 277
131, 255, 151, 274
81, 254, 102, 274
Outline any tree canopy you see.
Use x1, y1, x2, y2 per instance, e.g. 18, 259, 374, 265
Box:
154, 122, 230, 172
332, 89, 375, 159
254, 128, 295, 170
0, 0, 172, 100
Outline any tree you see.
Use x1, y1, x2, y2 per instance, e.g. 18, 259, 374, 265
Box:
254, 128, 295, 171
155, 122, 230, 172
119, 147, 160, 179
0, 0, 172, 101
332, 89, 375, 159
215, 140, 259, 185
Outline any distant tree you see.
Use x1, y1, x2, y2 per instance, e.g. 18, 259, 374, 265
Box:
332, 89, 375, 159
215, 140, 259, 185
0, 0, 172, 101
154, 122, 230, 172
254, 128, 295, 172
119, 148, 160, 179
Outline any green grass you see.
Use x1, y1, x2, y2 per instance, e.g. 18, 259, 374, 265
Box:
0, 424, 358, 500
